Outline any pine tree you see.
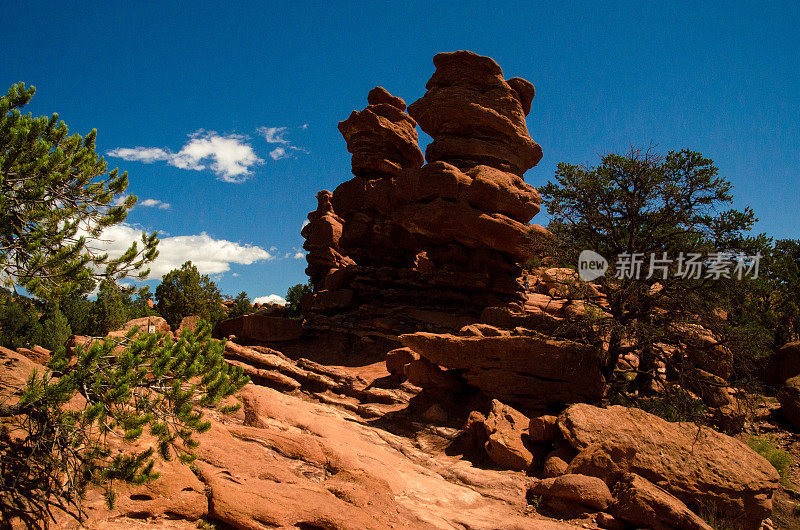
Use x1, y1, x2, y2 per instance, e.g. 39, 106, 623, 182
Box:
228, 291, 254, 318
0, 320, 249, 526
0, 82, 158, 301
92, 279, 132, 335
539, 147, 761, 412
285, 282, 311, 319
0, 84, 249, 528
38, 306, 71, 351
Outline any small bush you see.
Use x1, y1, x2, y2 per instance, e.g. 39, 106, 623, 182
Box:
747, 435, 793, 487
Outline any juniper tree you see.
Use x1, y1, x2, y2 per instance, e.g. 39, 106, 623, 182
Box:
0, 320, 249, 527
0, 82, 158, 301
539, 147, 760, 412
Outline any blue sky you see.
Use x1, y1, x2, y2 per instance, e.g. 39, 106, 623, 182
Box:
4, 1, 798, 302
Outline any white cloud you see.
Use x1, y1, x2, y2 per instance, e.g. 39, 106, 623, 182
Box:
86, 224, 273, 279
139, 198, 171, 210
284, 248, 306, 259
301, 219, 310, 229
108, 131, 263, 183
269, 147, 289, 160
253, 294, 287, 305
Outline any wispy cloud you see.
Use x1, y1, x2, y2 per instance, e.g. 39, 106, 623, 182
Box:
269, 147, 289, 160
258, 126, 308, 160
108, 130, 263, 183
86, 224, 273, 278
259, 126, 289, 144
139, 198, 170, 210
113, 194, 171, 210
284, 247, 306, 259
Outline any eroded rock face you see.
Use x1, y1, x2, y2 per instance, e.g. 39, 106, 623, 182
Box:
400, 331, 607, 412
558, 404, 779, 529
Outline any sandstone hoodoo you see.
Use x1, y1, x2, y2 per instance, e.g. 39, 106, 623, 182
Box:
301, 51, 557, 367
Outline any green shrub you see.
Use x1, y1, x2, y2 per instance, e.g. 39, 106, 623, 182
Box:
747, 435, 793, 488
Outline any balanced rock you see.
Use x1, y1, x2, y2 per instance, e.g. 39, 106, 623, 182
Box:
338, 86, 423, 178
407, 50, 542, 176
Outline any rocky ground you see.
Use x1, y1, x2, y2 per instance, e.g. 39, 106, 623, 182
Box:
4, 327, 799, 529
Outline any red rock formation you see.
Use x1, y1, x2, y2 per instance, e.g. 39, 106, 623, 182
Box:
301, 52, 553, 361
407, 50, 542, 176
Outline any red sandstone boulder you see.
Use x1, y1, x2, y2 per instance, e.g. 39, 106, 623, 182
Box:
611, 473, 713, 530
482, 399, 534, 471
765, 341, 800, 385
106, 316, 170, 339
16, 345, 50, 365
558, 404, 779, 528
564, 442, 637, 485
178, 315, 200, 334
529, 414, 559, 444
384, 347, 418, 376
530, 473, 613, 511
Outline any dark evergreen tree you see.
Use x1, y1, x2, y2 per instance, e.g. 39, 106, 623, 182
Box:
539, 147, 761, 411
129, 285, 158, 320
0, 292, 43, 349
228, 291, 254, 318
37, 306, 71, 351
91, 279, 131, 335
155, 261, 225, 329
285, 282, 311, 319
